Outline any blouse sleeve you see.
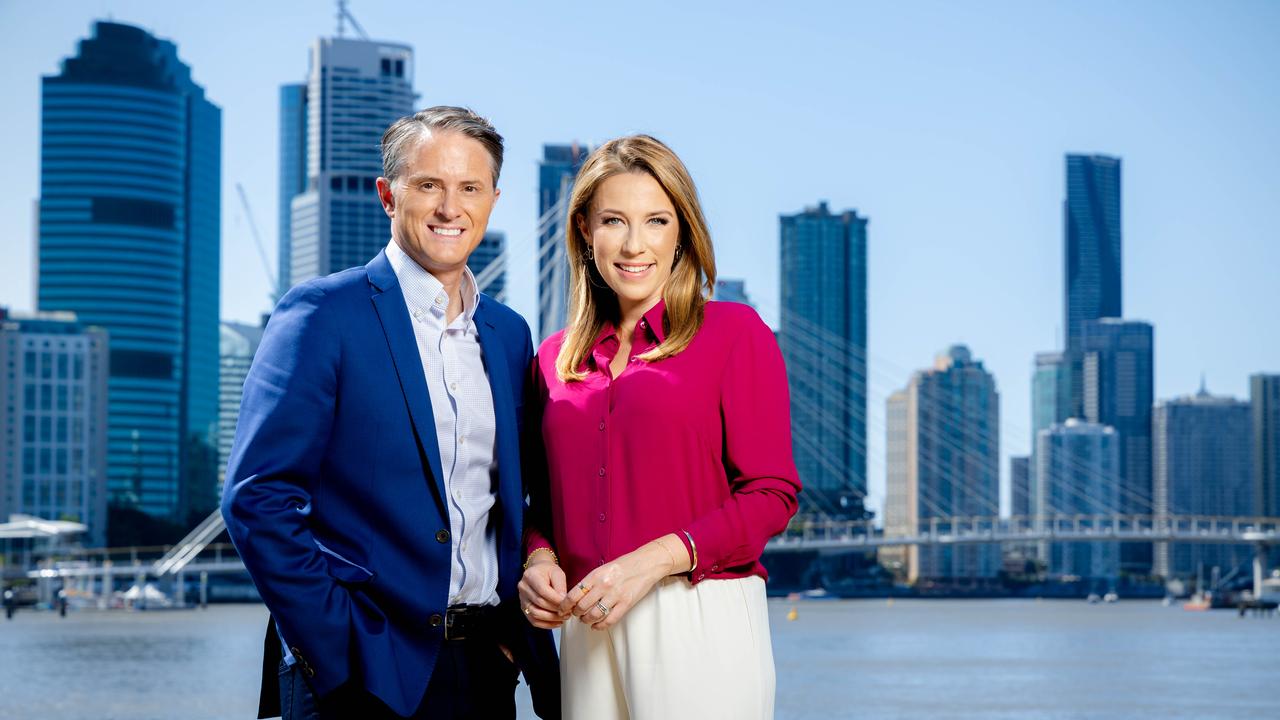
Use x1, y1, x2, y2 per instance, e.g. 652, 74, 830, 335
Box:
681, 308, 801, 582
522, 353, 556, 559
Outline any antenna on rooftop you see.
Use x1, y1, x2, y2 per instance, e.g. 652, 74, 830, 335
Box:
336, 0, 370, 40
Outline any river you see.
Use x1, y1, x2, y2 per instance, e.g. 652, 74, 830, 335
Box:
0, 599, 1275, 719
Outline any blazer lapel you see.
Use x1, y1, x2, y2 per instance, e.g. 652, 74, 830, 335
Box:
366, 251, 448, 515
473, 297, 523, 587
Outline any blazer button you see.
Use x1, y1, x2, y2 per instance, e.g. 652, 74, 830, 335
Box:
429, 614, 443, 627
436, 529, 450, 543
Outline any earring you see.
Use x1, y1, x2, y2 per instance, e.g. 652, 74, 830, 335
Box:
584, 246, 594, 261
674, 245, 684, 262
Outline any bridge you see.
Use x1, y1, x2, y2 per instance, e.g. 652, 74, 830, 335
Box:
18, 513, 1278, 605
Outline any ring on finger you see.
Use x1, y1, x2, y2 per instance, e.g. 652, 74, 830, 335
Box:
577, 582, 591, 594
523, 605, 532, 615
594, 601, 611, 617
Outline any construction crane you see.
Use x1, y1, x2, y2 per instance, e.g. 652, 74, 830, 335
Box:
234, 182, 279, 305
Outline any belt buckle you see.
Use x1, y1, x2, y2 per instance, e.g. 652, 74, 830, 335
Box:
444, 607, 467, 641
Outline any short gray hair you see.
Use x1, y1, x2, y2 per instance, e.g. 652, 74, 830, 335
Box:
380, 106, 504, 185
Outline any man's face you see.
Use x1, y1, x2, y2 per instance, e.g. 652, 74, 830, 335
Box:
376, 130, 500, 276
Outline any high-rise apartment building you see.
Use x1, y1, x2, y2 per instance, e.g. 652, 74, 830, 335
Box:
779, 202, 868, 517
538, 143, 590, 340
282, 37, 414, 289
217, 320, 266, 492
1153, 389, 1254, 579
0, 311, 109, 545
470, 231, 507, 301
1035, 419, 1121, 584
1063, 154, 1122, 416
1080, 318, 1154, 574
885, 346, 1000, 582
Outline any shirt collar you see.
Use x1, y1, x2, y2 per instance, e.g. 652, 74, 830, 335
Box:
591, 298, 668, 349
385, 239, 479, 325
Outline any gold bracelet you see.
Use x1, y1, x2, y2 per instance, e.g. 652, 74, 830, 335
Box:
523, 546, 558, 570
652, 539, 677, 574
681, 530, 698, 572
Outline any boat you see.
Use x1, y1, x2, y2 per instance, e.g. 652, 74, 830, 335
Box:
1182, 591, 1212, 611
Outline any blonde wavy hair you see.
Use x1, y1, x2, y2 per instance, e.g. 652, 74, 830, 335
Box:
555, 135, 717, 382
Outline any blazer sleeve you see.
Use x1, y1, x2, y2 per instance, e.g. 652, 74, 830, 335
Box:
221, 283, 354, 697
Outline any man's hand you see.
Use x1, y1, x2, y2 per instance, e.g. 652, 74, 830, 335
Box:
518, 552, 570, 629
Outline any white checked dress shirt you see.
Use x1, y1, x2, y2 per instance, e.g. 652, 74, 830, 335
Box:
386, 240, 500, 606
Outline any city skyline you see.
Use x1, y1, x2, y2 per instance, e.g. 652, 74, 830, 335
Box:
2, 1, 1278, 520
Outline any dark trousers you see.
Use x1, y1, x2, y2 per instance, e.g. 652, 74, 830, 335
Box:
279, 637, 520, 720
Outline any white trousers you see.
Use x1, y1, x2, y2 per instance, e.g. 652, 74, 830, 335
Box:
560, 575, 775, 720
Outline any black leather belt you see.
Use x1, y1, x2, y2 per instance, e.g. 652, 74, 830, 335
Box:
444, 604, 500, 641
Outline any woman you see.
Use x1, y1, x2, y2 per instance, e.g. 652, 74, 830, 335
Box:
518, 135, 801, 719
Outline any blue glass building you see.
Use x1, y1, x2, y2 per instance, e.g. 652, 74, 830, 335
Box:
277, 83, 307, 300
1081, 318, 1154, 574
1153, 389, 1254, 579
469, 231, 507, 302
779, 202, 868, 517
1064, 154, 1122, 416
38, 21, 221, 519
714, 278, 754, 308
538, 143, 590, 340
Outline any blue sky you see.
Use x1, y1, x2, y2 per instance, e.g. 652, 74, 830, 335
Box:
2, 0, 1277, 518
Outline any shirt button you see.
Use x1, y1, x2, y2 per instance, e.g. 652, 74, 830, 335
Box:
436, 529, 450, 543
435, 296, 446, 306
598, 422, 605, 431
640, 320, 647, 328
450, 382, 458, 392
598, 468, 605, 476
598, 513, 606, 522
460, 542, 468, 552
459, 435, 466, 445
413, 310, 423, 320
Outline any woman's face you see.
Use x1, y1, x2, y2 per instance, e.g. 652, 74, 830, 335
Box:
579, 171, 680, 317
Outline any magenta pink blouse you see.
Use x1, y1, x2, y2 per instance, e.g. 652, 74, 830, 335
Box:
524, 299, 801, 587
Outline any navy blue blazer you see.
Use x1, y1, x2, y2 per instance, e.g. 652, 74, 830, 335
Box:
222, 250, 558, 717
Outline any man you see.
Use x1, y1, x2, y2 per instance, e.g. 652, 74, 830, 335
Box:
223, 107, 559, 719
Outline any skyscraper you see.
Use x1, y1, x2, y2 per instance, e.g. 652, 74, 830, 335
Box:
1153, 388, 1254, 579
469, 231, 507, 301
38, 21, 221, 519
713, 279, 754, 307
1030, 351, 1069, 544
881, 389, 909, 574
1035, 419, 1121, 585
0, 311, 110, 545
1010, 455, 1031, 519
1063, 154, 1122, 417
283, 37, 414, 289
217, 320, 265, 492
1252, 374, 1280, 520
885, 346, 1001, 582
538, 143, 590, 340
1080, 318, 1154, 574
779, 202, 868, 517
277, 83, 307, 299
